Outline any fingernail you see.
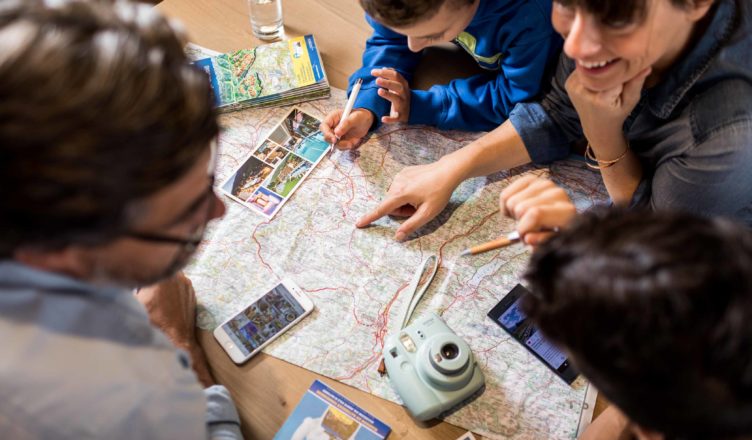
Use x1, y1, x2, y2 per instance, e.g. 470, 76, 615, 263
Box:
395, 231, 406, 242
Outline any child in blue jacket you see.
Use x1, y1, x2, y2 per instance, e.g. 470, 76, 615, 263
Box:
321, 0, 561, 149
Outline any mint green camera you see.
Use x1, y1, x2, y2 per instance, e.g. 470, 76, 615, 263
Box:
383, 312, 486, 421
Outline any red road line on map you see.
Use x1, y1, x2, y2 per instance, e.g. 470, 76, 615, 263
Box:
437, 209, 500, 264
250, 221, 274, 274
334, 281, 409, 381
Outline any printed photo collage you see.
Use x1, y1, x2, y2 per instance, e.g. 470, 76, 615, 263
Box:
221, 108, 330, 218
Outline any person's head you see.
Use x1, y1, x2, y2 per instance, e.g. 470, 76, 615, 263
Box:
524, 208, 752, 439
360, 0, 479, 52
0, 0, 225, 287
552, 0, 715, 91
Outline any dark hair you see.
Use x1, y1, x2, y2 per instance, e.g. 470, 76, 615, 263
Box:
360, 0, 474, 28
524, 208, 752, 439
554, 0, 703, 26
0, 0, 219, 257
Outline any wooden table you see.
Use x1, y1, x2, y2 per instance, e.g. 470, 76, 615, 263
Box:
157, 0, 606, 437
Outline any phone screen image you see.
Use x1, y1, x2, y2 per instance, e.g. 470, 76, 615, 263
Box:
221, 284, 306, 357
498, 298, 568, 369
488, 284, 578, 384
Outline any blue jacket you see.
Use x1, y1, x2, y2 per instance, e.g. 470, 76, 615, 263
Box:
350, 0, 561, 131
510, 0, 752, 225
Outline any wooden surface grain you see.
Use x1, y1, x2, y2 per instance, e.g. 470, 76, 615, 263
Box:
158, 0, 609, 437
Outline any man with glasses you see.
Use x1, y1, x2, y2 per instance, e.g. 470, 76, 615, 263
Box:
0, 1, 242, 438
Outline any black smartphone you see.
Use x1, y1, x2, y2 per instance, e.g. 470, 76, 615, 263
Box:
487, 284, 579, 385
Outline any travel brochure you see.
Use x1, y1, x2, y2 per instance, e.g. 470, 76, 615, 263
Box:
193, 34, 329, 112
220, 108, 330, 219
274, 380, 391, 440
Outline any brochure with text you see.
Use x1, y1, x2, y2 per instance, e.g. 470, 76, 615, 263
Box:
194, 35, 329, 112
274, 380, 391, 440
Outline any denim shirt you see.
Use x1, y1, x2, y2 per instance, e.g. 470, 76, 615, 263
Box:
0, 261, 242, 439
509, 0, 752, 225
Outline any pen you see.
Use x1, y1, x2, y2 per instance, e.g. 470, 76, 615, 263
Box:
334, 78, 362, 144
460, 231, 521, 257
460, 228, 561, 256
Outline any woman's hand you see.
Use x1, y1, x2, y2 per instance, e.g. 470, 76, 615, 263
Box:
499, 176, 577, 246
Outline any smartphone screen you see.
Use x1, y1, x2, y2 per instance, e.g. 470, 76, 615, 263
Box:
488, 284, 578, 384
220, 283, 306, 357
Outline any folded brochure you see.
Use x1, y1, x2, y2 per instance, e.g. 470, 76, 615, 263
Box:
194, 35, 329, 113
274, 380, 391, 440
220, 107, 330, 219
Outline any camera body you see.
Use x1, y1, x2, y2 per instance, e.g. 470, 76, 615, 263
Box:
383, 312, 485, 421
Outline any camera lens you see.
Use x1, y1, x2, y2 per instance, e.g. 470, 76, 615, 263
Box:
441, 343, 459, 360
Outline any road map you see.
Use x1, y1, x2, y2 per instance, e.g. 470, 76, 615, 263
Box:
187, 87, 608, 439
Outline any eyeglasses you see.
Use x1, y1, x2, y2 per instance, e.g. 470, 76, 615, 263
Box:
124, 176, 216, 257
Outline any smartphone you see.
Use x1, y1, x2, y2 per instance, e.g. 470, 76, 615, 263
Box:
487, 284, 579, 384
213, 279, 314, 364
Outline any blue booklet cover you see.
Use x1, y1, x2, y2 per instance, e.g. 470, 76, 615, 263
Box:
274, 380, 391, 440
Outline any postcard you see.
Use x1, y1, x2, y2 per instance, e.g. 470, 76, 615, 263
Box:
221, 108, 331, 219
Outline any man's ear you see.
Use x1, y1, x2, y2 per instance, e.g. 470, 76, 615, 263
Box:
687, 0, 714, 22
13, 246, 91, 279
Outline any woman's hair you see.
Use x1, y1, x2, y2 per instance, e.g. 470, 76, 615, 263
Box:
555, 0, 706, 25
0, 0, 219, 256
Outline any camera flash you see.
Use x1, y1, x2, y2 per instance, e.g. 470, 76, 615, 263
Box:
399, 333, 417, 352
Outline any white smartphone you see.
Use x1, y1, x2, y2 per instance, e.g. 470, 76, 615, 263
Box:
213, 279, 314, 364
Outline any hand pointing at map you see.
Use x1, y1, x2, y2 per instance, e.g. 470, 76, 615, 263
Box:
356, 159, 463, 241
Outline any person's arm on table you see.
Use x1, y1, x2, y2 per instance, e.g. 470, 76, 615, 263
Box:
321, 16, 421, 150
138, 274, 243, 439
408, 34, 559, 131
356, 120, 531, 241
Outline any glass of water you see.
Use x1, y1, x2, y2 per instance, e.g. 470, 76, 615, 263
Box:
248, 0, 283, 41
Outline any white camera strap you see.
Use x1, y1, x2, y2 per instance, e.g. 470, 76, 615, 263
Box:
396, 254, 440, 330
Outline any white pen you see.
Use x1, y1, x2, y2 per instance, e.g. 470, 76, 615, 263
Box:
334, 78, 362, 145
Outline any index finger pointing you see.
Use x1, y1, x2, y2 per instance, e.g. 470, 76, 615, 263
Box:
356, 194, 408, 228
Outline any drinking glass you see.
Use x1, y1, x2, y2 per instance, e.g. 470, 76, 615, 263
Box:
248, 0, 283, 41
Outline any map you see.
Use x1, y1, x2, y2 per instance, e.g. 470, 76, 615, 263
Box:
187, 88, 608, 439
192, 36, 329, 112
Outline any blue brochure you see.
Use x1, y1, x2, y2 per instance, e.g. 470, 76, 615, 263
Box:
274, 380, 391, 440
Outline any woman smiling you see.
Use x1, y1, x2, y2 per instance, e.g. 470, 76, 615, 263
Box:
357, 0, 752, 241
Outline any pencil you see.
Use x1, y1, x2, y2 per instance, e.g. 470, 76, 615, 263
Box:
334, 78, 362, 144
460, 231, 521, 257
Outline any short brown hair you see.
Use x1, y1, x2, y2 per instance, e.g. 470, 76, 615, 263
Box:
524, 208, 752, 438
0, 0, 218, 257
360, 0, 474, 28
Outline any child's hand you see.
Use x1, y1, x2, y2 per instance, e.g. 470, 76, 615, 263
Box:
320, 108, 374, 150
373, 68, 410, 124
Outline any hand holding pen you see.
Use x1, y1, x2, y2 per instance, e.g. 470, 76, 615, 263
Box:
320, 79, 372, 150
462, 176, 576, 256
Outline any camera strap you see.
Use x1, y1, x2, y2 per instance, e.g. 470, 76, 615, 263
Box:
396, 254, 440, 330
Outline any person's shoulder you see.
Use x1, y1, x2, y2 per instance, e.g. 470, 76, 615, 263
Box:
690, 78, 752, 142
483, 0, 553, 19
0, 324, 207, 439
